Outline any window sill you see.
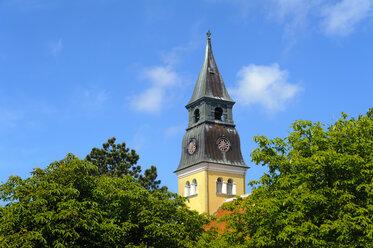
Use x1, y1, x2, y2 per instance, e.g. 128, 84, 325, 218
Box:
186, 194, 198, 198
216, 193, 236, 197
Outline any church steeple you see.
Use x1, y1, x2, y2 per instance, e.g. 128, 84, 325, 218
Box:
187, 30, 234, 106
175, 32, 248, 214
184, 31, 237, 130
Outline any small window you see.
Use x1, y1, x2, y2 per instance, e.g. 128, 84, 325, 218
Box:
194, 109, 200, 123
184, 181, 191, 197
215, 107, 223, 121
191, 179, 198, 195
227, 179, 233, 195
216, 177, 223, 194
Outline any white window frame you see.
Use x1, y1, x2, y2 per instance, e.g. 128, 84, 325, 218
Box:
184, 181, 191, 197
191, 179, 198, 196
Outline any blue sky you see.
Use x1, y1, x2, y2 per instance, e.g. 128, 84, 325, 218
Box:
1, 0, 372, 194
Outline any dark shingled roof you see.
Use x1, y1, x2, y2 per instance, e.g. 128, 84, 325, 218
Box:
175, 123, 247, 172
187, 35, 234, 106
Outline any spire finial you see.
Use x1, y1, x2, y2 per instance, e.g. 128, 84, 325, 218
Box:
206, 30, 211, 40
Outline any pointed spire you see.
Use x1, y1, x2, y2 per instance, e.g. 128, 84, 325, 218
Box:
187, 31, 234, 106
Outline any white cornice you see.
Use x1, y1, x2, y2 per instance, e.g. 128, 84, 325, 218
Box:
176, 162, 247, 179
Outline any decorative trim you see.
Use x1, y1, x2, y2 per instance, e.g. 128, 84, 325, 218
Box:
176, 162, 247, 179
176, 163, 207, 178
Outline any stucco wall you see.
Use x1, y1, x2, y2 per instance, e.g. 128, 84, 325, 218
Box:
178, 170, 207, 213
207, 170, 245, 214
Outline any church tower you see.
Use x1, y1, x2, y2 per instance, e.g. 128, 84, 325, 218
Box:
175, 31, 248, 214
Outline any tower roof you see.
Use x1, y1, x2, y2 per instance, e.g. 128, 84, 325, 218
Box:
187, 31, 234, 106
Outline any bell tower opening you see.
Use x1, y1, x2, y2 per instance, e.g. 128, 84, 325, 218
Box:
194, 109, 200, 123
214, 107, 223, 121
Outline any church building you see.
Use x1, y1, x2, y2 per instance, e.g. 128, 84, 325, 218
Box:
175, 31, 249, 214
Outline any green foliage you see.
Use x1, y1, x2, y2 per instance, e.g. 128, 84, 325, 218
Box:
86, 137, 163, 192
213, 110, 373, 247
0, 154, 208, 247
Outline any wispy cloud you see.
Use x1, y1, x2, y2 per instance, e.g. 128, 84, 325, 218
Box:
131, 66, 179, 113
213, 0, 373, 42
0, 93, 56, 128
165, 124, 184, 138
321, 0, 373, 36
269, 0, 315, 26
0, 108, 22, 127
230, 63, 301, 112
131, 126, 150, 152
132, 86, 164, 113
143, 66, 179, 87
74, 87, 109, 111
130, 40, 198, 114
269, 0, 319, 45
159, 42, 196, 67
269, 0, 373, 38
50, 39, 63, 55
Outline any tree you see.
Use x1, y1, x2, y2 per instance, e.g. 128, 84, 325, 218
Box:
85, 137, 162, 191
215, 110, 373, 247
0, 154, 208, 247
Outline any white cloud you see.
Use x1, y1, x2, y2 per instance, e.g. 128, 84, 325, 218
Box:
230, 63, 301, 111
131, 41, 196, 114
131, 66, 179, 113
143, 66, 178, 87
132, 86, 163, 112
322, 0, 373, 36
50, 39, 63, 55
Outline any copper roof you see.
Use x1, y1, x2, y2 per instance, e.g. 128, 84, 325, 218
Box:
187, 33, 234, 106
175, 123, 247, 172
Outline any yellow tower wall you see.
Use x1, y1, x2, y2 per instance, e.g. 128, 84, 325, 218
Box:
177, 163, 247, 214
207, 170, 245, 214
178, 170, 207, 213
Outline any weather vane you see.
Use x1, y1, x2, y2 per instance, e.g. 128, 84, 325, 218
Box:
206, 30, 211, 39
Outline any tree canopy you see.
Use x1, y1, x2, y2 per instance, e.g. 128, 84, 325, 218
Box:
209, 110, 373, 247
86, 137, 162, 191
0, 154, 208, 247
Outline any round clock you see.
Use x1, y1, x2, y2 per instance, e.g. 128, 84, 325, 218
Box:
187, 139, 197, 155
217, 137, 230, 152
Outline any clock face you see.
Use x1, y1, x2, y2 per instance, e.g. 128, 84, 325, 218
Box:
217, 137, 230, 152
187, 139, 197, 155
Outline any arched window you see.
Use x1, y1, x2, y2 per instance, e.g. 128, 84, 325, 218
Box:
227, 179, 233, 195
194, 109, 200, 123
215, 107, 223, 121
191, 179, 198, 195
184, 181, 190, 197
216, 177, 223, 194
